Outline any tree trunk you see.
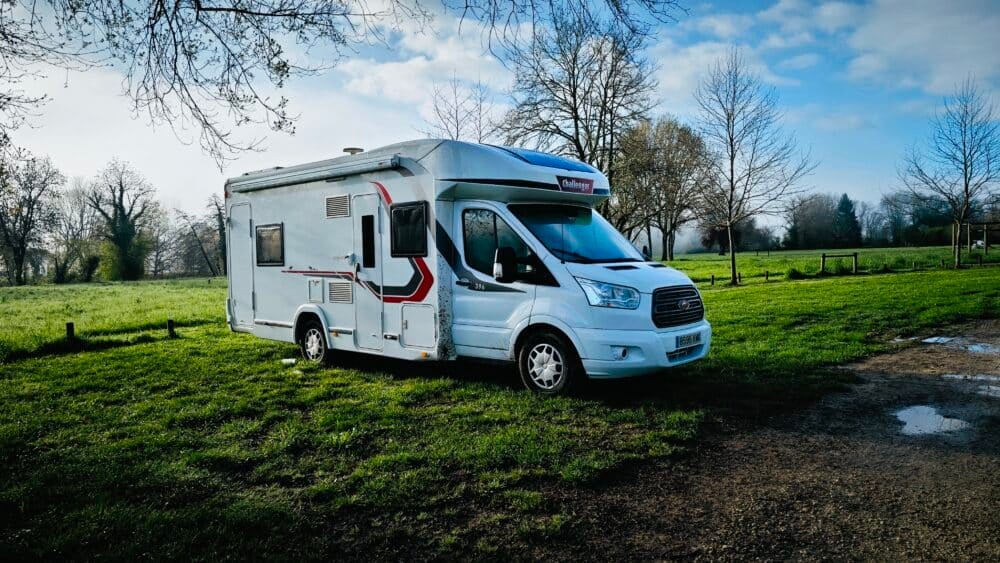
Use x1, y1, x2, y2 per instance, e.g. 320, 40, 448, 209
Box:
661, 228, 670, 261
727, 224, 738, 285
12, 250, 26, 286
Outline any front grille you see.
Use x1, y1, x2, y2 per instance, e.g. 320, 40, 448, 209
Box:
652, 285, 704, 328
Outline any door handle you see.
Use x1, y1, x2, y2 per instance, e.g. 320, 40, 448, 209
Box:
456, 278, 471, 287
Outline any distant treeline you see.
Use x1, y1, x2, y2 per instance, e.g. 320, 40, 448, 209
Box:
0, 151, 226, 286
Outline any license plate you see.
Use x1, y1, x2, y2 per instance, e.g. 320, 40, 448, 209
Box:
676, 333, 701, 348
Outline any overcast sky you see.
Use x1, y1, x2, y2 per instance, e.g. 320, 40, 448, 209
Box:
12, 0, 1000, 215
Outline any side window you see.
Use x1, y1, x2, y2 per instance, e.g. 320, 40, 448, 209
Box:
255, 223, 284, 266
462, 209, 535, 277
390, 201, 428, 257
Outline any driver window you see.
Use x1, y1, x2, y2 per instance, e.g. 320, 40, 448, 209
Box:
463, 209, 534, 277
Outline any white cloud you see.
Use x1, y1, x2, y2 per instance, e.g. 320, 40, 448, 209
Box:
815, 2, 862, 32
759, 31, 815, 50
651, 38, 798, 119
778, 52, 821, 70
846, 0, 1000, 95
685, 13, 755, 39
14, 67, 427, 213
814, 113, 870, 131
337, 11, 511, 116
784, 103, 871, 131
10, 10, 514, 213
758, 0, 813, 33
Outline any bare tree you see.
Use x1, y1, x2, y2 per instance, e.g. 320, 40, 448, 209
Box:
694, 48, 813, 284
423, 76, 498, 142
651, 118, 710, 260
176, 209, 218, 276
608, 121, 660, 240
499, 14, 656, 184
0, 1, 680, 163
87, 160, 156, 280
145, 206, 176, 278
0, 148, 64, 285
50, 178, 99, 283
208, 194, 227, 275
902, 78, 999, 267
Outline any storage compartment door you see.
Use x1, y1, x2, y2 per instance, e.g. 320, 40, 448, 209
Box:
401, 304, 436, 349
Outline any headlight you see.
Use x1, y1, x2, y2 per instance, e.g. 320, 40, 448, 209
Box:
575, 278, 641, 309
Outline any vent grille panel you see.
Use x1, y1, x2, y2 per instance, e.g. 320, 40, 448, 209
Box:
651, 285, 705, 328
328, 280, 353, 303
326, 195, 351, 218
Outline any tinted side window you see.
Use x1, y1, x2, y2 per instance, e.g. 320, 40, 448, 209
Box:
390, 201, 428, 257
462, 209, 534, 277
255, 223, 284, 266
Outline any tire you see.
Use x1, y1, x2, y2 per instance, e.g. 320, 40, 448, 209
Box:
298, 318, 330, 364
517, 329, 584, 395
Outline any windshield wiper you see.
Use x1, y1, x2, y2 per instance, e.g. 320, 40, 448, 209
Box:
590, 257, 641, 264
551, 248, 597, 263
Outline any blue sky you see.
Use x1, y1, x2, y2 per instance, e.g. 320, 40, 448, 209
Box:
15, 0, 1000, 213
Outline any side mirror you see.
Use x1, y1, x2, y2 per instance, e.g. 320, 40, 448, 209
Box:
493, 246, 517, 283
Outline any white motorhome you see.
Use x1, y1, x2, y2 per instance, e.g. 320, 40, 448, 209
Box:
225, 140, 711, 394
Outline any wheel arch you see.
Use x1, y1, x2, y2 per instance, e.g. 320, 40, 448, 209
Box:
293, 305, 332, 344
511, 316, 586, 361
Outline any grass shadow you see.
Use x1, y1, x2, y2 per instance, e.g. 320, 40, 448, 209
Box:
320, 348, 855, 422
1, 332, 182, 364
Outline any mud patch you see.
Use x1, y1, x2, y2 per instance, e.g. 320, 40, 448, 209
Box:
523, 319, 1000, 561
852, 319, 1000, 377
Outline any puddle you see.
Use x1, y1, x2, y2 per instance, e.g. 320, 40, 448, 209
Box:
942, 374, 1000, 383
965, 343, 1000, 355
977, 385, 1000, 398
895, 405, 971, 435
921, 336, 1000, 356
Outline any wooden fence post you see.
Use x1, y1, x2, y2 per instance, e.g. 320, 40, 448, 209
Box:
852, 252, 858, 274
737, 272, 742, 284
167, 319, 177, 338
66, 322, 75, 340
765, 270, 769, 282
820, 253, 827, 273
711, 274, 715, 286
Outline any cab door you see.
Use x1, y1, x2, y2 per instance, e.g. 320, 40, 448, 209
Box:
353, 193, 384, 350
451, 203, 537, 352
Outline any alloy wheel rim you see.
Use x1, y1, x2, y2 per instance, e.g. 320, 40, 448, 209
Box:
528, 343, 564, 390
304, 328, 324, 360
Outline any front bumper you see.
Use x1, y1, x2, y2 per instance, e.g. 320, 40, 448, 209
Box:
575, 320, 712, 378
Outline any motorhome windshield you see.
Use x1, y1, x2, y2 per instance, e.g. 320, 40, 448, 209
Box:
509, 204, 643, 264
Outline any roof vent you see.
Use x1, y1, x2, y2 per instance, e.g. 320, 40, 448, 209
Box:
343, 147, 364, 155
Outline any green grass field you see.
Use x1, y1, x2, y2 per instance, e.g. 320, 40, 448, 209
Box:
1, 257, 998, 558
673, 245, 1000, 283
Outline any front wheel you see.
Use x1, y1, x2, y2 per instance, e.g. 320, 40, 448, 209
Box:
298, 319, 330, 363
517, 330, 584, 395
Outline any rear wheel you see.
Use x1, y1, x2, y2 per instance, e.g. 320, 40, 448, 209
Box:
517, 329, 583, 395
298, 318, 330, 363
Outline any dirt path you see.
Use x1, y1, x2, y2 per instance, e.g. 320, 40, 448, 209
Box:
530, 320, 1000, 561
